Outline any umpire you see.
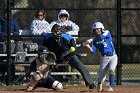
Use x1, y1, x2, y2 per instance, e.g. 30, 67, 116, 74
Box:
43, 24, 96, 89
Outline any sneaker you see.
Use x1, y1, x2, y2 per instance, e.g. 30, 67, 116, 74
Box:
98, 83, 103, 92
89, 83, 96, 89
26, 85, 34, 91
107, 87, 113, 92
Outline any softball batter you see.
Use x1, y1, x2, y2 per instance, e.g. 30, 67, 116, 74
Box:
83, 22, 118, 92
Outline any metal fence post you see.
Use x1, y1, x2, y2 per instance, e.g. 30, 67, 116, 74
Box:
116, 0, 122, 85
6, 0, 11, 85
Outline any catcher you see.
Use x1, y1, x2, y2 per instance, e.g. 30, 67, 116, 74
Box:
24, 50, 63, 91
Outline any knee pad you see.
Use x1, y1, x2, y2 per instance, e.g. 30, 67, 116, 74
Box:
32, 71, 43, 81
109, 69, 115, 75
52, 81, 63, 91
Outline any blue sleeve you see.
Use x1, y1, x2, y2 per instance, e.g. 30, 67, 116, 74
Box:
91, 42, 96, 54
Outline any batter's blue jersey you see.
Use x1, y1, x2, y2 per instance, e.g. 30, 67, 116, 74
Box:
92, 30, 116, 56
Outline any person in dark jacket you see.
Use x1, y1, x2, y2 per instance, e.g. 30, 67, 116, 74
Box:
0, 10, 19, 85
43, 24, 96, 89
0, 10, 19, 37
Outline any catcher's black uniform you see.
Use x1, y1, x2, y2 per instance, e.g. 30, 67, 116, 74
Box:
43, 33, 96, 88
26, 59, 55, 88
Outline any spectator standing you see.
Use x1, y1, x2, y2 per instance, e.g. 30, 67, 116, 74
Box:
0, 10, 20, 85
0, 10, 19, 39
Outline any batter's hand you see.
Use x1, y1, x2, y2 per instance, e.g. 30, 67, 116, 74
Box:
82, 38, 92, 46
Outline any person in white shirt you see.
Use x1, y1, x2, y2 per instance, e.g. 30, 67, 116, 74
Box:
30, 10, 50, 35
49, 9, 79, 36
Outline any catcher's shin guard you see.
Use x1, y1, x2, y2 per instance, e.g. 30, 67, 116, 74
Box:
32, 71, 43, 80
26, 71, 43, 91
26, 80, 39, 91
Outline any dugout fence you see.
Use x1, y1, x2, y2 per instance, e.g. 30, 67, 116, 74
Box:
0, 0, 139, 86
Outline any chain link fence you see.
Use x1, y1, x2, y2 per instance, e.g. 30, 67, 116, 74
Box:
121, 0, 140, 85
0, 0, 139, 86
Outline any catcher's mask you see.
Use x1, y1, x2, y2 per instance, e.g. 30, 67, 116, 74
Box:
51, 24, 62, 39
39, 51, 56, 65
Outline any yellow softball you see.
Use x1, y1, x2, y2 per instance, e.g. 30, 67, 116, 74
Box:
70, 47, 75, 52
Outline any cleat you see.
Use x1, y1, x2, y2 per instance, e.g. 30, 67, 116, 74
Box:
89, 83, 96, 89
26, 85, 34, 91
107, 87, 113, 92
98, 83, 103, 92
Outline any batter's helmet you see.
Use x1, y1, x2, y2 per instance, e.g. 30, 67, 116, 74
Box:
92, 22, 104, 30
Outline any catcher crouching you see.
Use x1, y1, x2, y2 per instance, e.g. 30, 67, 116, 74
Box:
25, 50, 63, 91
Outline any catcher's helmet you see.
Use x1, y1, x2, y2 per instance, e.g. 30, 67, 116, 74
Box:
38, 50, 56, 65
92, 22, 104, 30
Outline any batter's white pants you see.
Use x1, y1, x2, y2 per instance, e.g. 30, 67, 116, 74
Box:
98, 54, 118, 84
